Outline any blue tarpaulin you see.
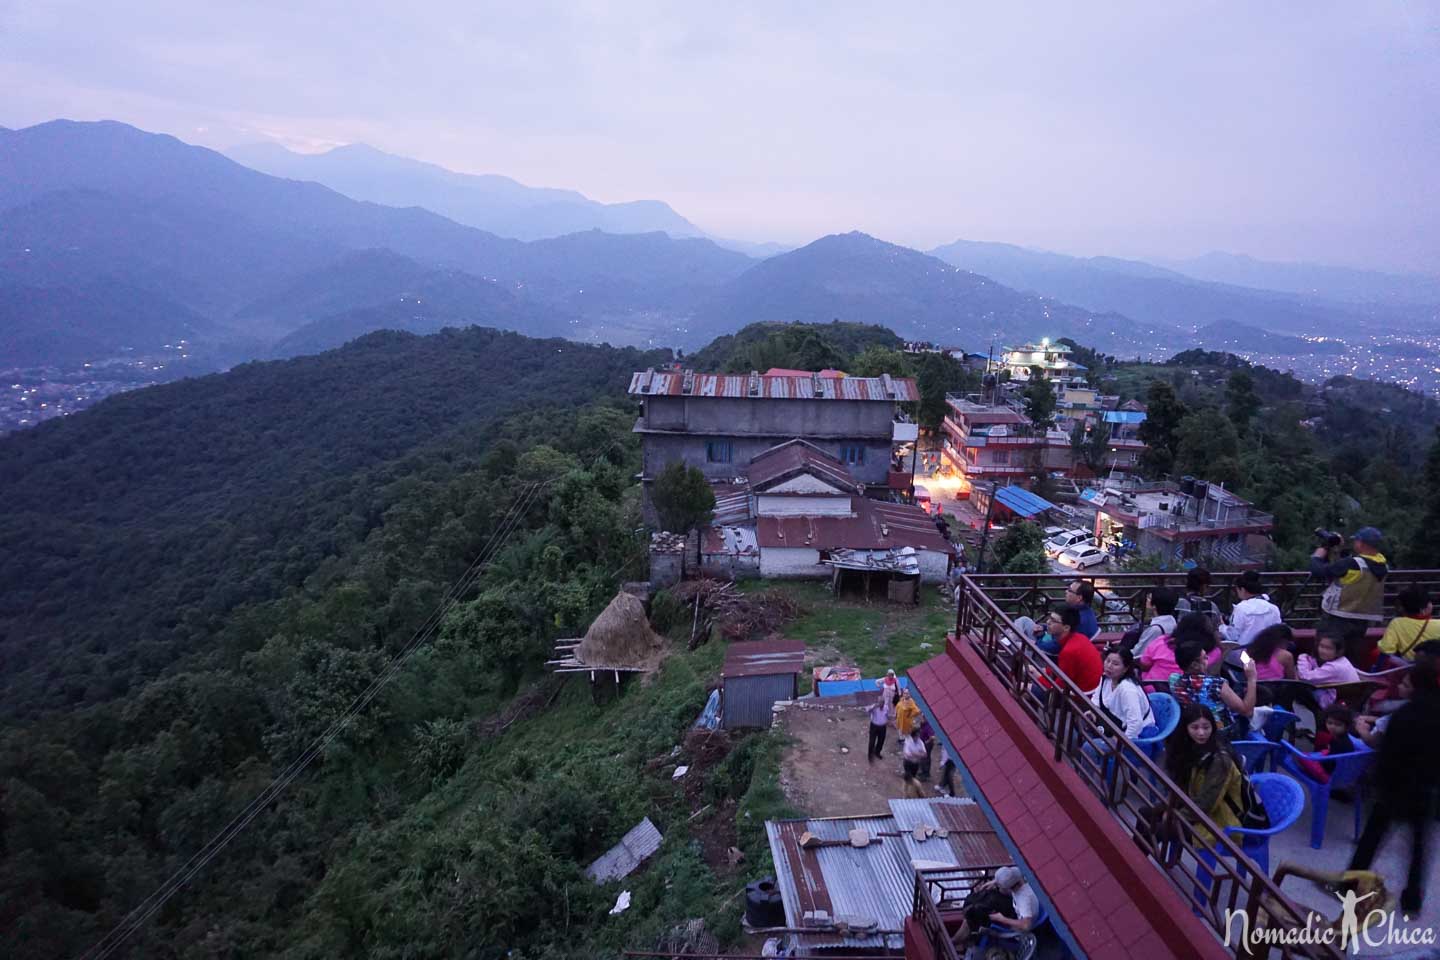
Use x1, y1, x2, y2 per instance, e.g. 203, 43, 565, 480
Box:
815, 677, 911, 697
1102, 411, 1147, 424
994, 485, 1057, 518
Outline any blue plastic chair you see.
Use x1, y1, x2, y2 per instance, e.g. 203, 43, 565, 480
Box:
1221, 773, 1306, 876
1231, 708, 1303, 773
1277, 740, 1376, 849
1133, 692, 1180, 761
1259, 707, 1301, 743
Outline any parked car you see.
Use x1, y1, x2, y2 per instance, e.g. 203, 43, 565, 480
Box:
1042, 525, 1068, 541
1044, 530, 1094, 558
1059, 544, 1109, 569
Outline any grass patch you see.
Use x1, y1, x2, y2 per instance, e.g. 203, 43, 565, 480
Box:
735, 579, 953, 690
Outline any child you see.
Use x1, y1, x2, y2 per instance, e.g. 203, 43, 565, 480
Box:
1297, 632, 1360, 709
1297, 706, 1357, 783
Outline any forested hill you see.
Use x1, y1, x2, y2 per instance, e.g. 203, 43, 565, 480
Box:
0, 326, 665, 723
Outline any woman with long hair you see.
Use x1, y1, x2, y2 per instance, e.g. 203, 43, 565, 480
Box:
1246, 623, 1296, 681
1090, 646, 1154, 738
1164, 703, 1248, 842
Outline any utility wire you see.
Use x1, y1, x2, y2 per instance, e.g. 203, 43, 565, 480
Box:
78, 480, 547, 960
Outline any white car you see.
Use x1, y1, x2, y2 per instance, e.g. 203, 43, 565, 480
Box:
1041, 525, 1068, 541
1059, 544, 1109, 569
1044, 530, 1093, 558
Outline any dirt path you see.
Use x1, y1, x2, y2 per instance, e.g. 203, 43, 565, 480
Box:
776, 698, 958, 817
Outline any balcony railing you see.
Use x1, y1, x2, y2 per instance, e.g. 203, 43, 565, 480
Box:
962, 570, 1440, 631
953, 576, 1343, 959
911, 864, 1007, 960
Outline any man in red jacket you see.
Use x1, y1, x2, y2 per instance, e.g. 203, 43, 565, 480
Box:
1044, 606, 1103, 694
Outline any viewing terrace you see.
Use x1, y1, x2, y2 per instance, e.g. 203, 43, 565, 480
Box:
903, 570, 1440, 960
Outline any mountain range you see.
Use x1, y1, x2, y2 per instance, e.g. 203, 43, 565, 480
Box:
3, 118, 1437, 380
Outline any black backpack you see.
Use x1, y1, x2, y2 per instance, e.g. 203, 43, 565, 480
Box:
1223, 758, 1271, 831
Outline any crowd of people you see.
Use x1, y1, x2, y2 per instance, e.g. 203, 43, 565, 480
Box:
1021, 526, 1440, 915
866, 668, 956, 800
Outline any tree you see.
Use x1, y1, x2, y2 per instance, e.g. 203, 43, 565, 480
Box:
849, 345, 913, 378
1021, 370, 1056, 434
1225, 370, 1261, 435
915, 352, 976, 433
1412, 425, 1440, 566
991, 522, 1047, 573
1175, 408, 1241, 484
651, 461, 716, 533
1069, 418, 1111, 477
1137, 380, 1188, 477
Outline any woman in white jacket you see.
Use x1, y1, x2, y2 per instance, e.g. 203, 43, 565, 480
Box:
1222, 570, 1283, 646
1089, 646, 1154, 739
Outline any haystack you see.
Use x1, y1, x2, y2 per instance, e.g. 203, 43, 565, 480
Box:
577, 591, 666, 667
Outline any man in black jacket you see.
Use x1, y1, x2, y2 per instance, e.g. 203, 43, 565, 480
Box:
1348, 660, 1440, 913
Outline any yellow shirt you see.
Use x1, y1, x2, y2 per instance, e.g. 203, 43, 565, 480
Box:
1379, 616, 1440, 659
895, 697, 921, 735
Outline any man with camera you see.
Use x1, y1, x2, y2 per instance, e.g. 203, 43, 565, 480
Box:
1310, 526, 1389, 666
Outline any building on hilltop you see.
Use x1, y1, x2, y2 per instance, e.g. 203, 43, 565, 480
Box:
999, 338, 1087, 385
629, 368, 919, 523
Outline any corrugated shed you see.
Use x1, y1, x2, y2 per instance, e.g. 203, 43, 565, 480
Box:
722, 672, 796, 729
755, 497, 952, 553
585, 817, 663, 883
764, 799, 1011, 952
629, 371, 918, 402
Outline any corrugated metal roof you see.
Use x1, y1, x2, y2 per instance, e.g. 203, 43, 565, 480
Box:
747, 439, 861, 494
765, 799, 1011, 951
629, 371, 919, 402
585, 817, 663, 883
723, 638, 805, 678
994, 485, 1058, 518
756, 497, 953, 553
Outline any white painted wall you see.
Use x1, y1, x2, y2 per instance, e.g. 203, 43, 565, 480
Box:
766, 474, 848, 494
759, 546, 827, 578
756, 494, 854, 517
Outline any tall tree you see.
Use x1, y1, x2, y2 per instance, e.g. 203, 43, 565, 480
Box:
1021, 370, 1056, 434
1225, 369, 1261, 434
651, 461, 716, 533
1413, 425, 1440, 566
1069, 417, 1112, 477
1175, 408, 1242, 484
1138, 380, 1188, 477
915, 352, 976, 433
849, 345, 914, 378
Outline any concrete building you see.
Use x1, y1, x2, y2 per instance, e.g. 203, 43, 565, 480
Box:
999, 339, 1087, 385
629, 368, 919, 521
941, 396, 1144, 483
1092, 478, 1274, 568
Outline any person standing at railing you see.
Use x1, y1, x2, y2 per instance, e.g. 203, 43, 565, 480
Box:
1221, 570, 1282, 646
1311, 526, 1389, 668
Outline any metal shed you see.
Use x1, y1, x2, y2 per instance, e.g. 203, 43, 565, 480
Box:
721, 638, 805, 729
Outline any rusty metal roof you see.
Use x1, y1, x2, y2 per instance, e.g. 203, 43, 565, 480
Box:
765, 799, 1011, 951
747, 439, 861, 494
756, 497, 953, 553
629, 370, 918, 402
722, 638, 806, 679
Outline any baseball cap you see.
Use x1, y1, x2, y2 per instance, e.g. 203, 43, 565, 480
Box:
1351, 526, 1383, 546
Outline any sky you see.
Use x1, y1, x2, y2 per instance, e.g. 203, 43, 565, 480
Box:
3, 1, 1438, 272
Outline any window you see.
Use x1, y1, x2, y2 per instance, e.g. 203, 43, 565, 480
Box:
839, 445, 865, 465
990, 449, 1010, 465
706, 440, 733, 464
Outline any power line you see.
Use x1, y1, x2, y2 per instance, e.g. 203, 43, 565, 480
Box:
78, 480, 547, 960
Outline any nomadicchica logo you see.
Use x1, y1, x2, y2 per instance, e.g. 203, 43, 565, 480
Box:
1224, 891, 1436, 954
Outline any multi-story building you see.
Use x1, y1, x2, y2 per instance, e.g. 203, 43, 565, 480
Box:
629, 368, 919, 521
1092, 478, 1274, 568
999, 339, 1087, 385
941, 397, 1144, 482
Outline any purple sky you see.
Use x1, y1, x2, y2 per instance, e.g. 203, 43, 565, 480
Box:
4, 2, 1437, 271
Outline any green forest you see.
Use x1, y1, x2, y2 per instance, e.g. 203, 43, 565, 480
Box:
3, 319, 1440, 959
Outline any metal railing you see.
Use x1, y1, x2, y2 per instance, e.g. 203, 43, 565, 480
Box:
911, 865, 1005, 960
952, 576, 1343, 959
966, 570, 1440, 631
